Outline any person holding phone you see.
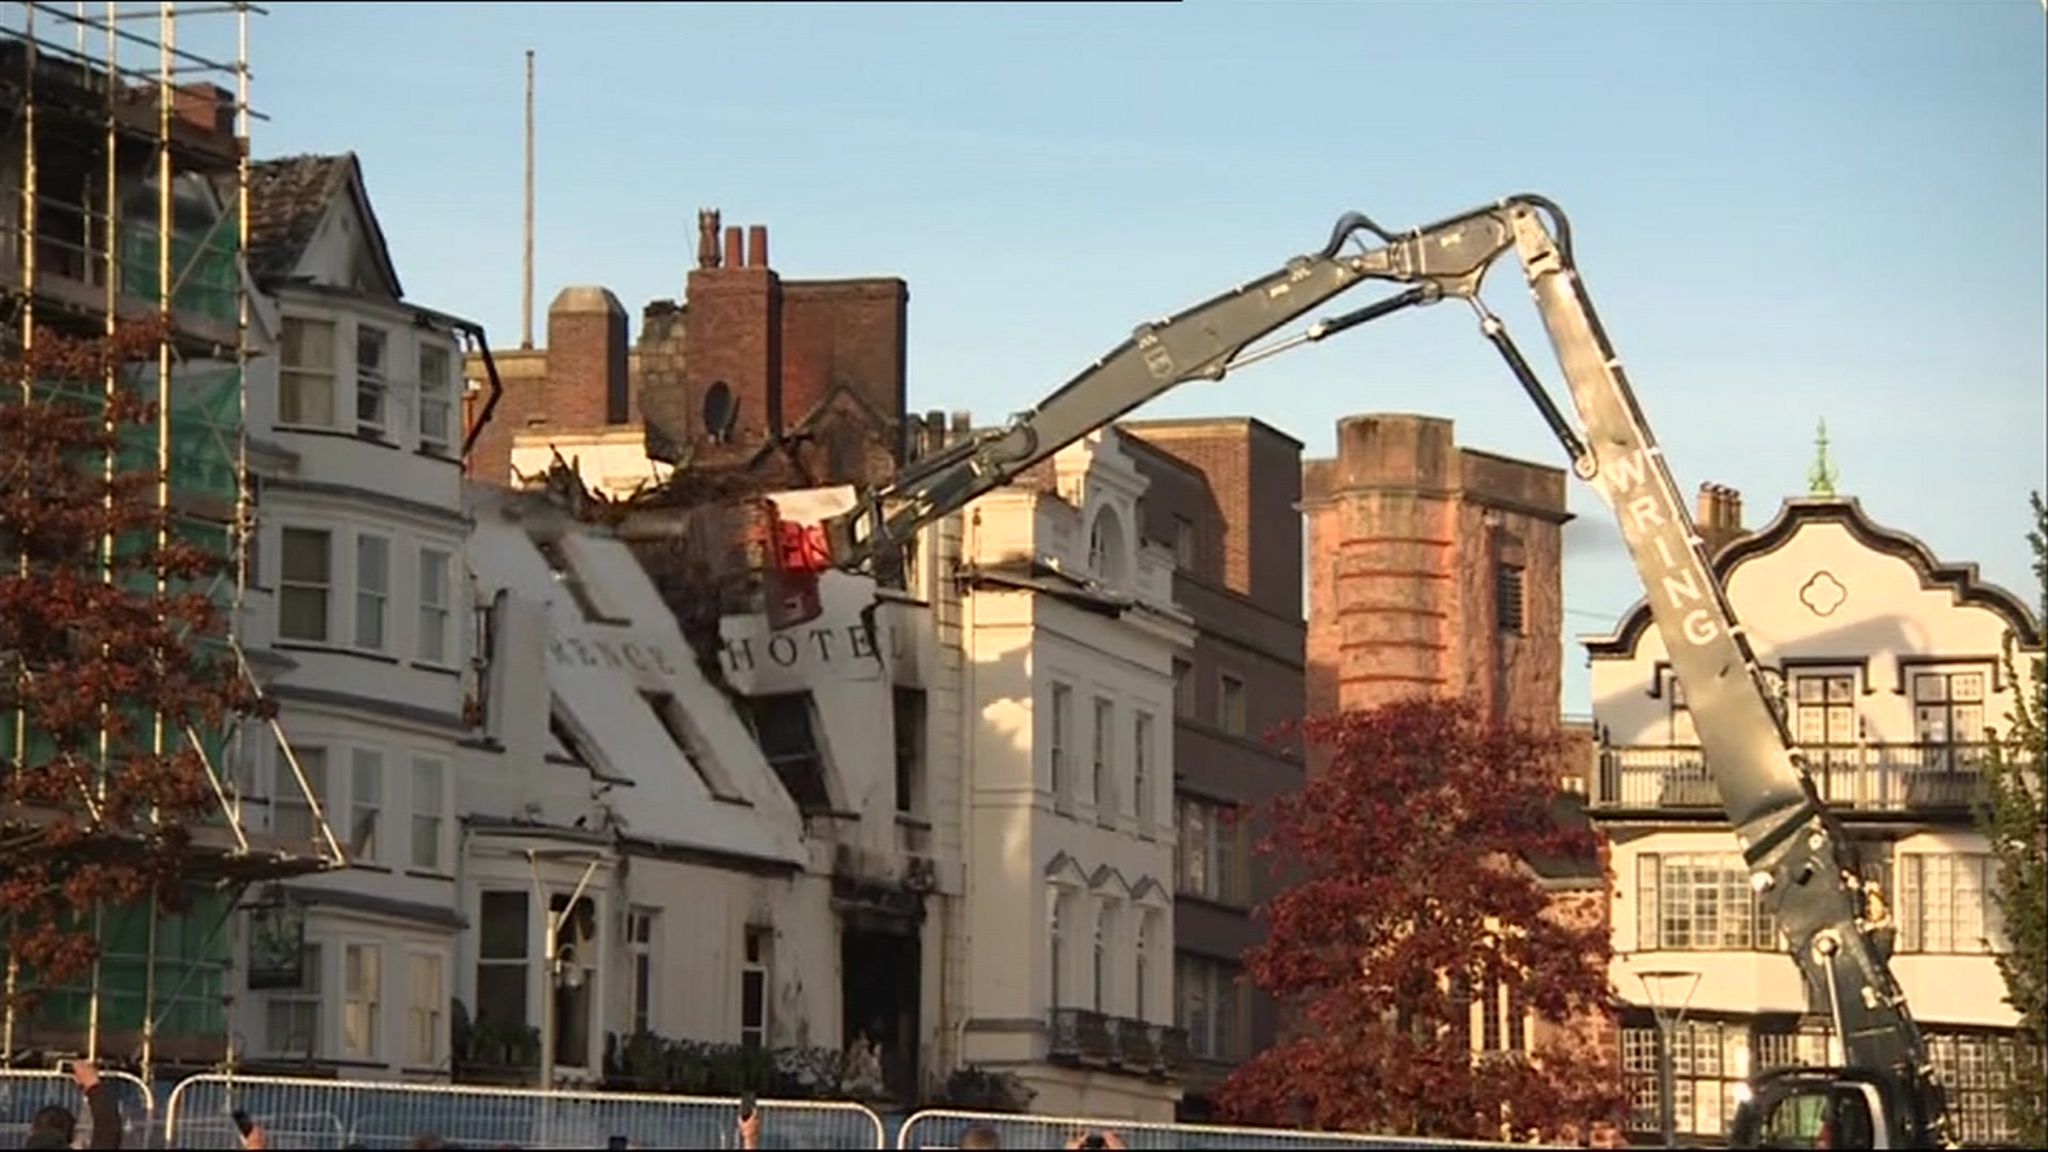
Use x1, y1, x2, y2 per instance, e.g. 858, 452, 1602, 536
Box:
736, 1091, 760, 1150
23, 1060, 122, 1150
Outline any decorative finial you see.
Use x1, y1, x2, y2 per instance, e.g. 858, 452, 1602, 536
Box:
1808, 418, 1840, 497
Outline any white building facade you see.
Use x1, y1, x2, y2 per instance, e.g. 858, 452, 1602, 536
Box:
230, 152, 475, 1079
1581, 493, 2041, 1146
937, 428, 1194, 1122
460, 488, 815, 1084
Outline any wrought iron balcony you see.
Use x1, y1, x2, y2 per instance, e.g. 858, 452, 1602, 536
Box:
1591, 742, 1996, 814
1047, 1008, 1190, 1079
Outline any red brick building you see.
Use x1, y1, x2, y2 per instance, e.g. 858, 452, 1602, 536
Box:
1301, 412, 1571, 730
464, 210, 910, 493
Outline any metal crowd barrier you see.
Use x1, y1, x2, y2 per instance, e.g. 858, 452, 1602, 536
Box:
895, 1108, 1573, 1151
162, 1073, 889, 1150
0, 1068, 157, 1149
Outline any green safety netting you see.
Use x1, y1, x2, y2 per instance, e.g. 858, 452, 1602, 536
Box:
35, 888, 234, 1036
118, 218, 240, 327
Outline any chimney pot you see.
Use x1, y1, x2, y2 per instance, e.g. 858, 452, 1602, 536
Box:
1697, 483, 1719, 527
951, 410, 973, 436
723, 226, 744, 271
747, 225, 769, 269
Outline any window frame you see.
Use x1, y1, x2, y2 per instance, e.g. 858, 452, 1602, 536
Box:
475, 890, 532, 1032
354, 533, 392, 652
1048, 888, 1073, 1011
1091, 696, 1116, 818
273, 745, 327, 851
893, 686, 927, 817
277, 314, 338, 430
261, 941, 324, 1058
405, 950, 444, 1067
1175, 952, 1244, 1061
1218, 672, 1247, 736
417, 547, 453, 666
1636, 852, 1781, 952
277, 526, 334, 644
1132, 711, 1155, 827
628, 908, 658, 1036
340, 941, 382, 1062
1049, 682, 1074, 811
409, 756, 446, 872
1171, 514, 1196, 569
1496, 562, 1527, 635
417, 340, 454, 454
355, 323, 391, 437
1092, 901, 1117, 1014
1898, 851, 1996, 954
347, 747, 384, 864
1176, 795, 1246, 906
739, 925, 770, 1050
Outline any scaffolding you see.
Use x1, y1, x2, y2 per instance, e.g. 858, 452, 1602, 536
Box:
1, 1, 338, 1081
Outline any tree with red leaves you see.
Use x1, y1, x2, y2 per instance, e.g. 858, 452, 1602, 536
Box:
1215, 696, 1629, 1142
1, 321, 264, 1004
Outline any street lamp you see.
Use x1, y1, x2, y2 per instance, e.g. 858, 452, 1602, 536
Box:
525, 848, 607, 1093
1636, 968, 1702, 1149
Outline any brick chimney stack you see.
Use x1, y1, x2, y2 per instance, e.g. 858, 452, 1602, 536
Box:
747, 225, 769, 269
545, 286, 631, 426
1695, 482, 1746, 557
722, 227, 745, 271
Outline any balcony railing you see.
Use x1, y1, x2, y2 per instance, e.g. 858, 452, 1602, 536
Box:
1592, 743, 1994, 813
1047, 1007, 1190, 1078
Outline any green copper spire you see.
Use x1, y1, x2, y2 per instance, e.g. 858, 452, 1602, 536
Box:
1808, 419, 1840, 497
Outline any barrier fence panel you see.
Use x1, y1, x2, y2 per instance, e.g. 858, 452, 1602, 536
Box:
895, 1109, 1575, 1151
163, 1074, 888, 1150
0, 1068, 156, 1149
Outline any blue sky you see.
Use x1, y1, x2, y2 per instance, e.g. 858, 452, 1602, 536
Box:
217, 1, 2043, 712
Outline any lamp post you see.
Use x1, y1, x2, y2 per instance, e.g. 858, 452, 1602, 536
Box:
1635, 968, 1702, 1148
526, 848, 606, 1094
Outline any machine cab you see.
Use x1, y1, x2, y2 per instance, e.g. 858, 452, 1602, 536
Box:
1730, 1067, 1922, 1150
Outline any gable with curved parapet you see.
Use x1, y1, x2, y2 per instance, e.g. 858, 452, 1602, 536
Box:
1582, 496, 2040, 748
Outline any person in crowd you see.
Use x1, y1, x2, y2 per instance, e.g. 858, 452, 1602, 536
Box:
23, 1061, 121, 1151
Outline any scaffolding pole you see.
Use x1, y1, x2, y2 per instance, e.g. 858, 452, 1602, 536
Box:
2, 1, 296, 1074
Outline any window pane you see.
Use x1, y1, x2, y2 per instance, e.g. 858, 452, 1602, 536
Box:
357, 536, 390, 592
740, 970, 765, 1028
281, 528, 330, 584
282, 317, 335, 369
475, 964, 528, 1030
479, 892, 529, 960
279, 586, 328, 643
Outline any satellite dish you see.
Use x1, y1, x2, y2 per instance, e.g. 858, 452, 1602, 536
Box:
703, 382, 737, 444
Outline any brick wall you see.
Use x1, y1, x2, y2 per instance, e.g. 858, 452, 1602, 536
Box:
1301, 412, 1570, 728
465, 215, 910, 493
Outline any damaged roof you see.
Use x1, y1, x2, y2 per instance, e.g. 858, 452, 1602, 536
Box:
244, 152, 402, 296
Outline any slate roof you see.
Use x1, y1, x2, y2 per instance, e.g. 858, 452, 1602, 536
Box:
244, 153, 353, 282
